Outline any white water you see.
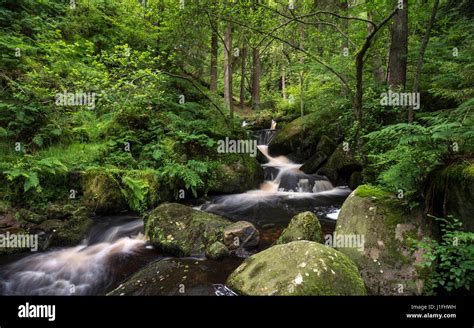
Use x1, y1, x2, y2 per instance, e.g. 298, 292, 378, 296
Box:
0, 220, 146, 295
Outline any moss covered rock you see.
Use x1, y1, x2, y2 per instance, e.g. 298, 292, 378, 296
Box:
144, 203, 231, 256
431, 163, 474, 232
334, 185, 432, 295
210, 154, 264, 194
82, 169, 128, 214
40, 206, 93, 247
301, 136, 337, 174
226, 240, 366, 295
276, 211, 322, 244
268, 113, 323, 160
205, 241, 230, 260
317, 145, 362, 186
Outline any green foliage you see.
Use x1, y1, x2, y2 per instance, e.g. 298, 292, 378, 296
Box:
414, 216, 474, 295
364, 102, 474, 206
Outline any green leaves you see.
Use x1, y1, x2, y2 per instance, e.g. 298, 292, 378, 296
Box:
414, 216, 474, 294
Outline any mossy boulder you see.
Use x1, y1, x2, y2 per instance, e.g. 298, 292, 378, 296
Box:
301, 136, 337, 174
226, 240, 366, 295
431, 163, 474, 232
206, 241, 230, 260
210, 154, 264, 194
334, 185, 432, 295
276, 211, 322, 244
144, 203, 231, 256
41, 206, 93, 247
82, 169, 127, 214
317, 145, 362, 186
268, 113, 322, 160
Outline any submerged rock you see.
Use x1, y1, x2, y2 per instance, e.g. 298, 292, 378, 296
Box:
223, 221, 259, 251
144, 203, 231, 257
276, 211, 322, 244
107, 258, 239, 296
226, 240, 366, 296
335, 185, 433, 295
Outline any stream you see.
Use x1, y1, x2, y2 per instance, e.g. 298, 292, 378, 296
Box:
0, 129, 352, 295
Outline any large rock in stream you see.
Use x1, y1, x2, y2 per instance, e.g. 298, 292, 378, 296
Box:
334, 185, 433, 295
226, 241, 366, 295
144, 203, 259, 257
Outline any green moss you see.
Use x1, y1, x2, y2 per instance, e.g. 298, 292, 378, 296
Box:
355, 184, 392, 199
226, 241, 366, 296
276, 211, 322, 244
144, 203, 231, 256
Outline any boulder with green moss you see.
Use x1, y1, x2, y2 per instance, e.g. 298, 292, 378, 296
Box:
144, 203, 232, 256
334, 184, 432, 295
268, 113, 322, 160
226, 240, 366, 295
431, 163, 474, 232
210, 154, 264, 194
82, 169, 128, 214
205, 241, 230, 260
317, 145, 362, 186
276, 211, 322, 244
301, 136, 337, 174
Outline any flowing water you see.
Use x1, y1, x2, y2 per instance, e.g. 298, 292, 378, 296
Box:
201, 130, 351, 231
0, 126, 351, 295
0, 216, 159, 295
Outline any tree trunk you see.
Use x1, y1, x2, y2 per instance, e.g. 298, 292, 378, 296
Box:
387, 0, 408, 88
210, 30, 218, 92
281, 66, 287, 99
411, 0, 439, 123
240, 44, 247, 110
299, 24, 305, 118
367, 11, 385, 84
251, 47, 260, 110
224, 22, 233, 118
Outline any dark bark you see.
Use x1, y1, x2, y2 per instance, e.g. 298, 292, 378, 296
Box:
224, 22, 233, 118
251, 47, 260, 110
411, 0, 439, 123
387, 0, 408, 87
240, 44, 247, 109
210, 29, 218, 92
